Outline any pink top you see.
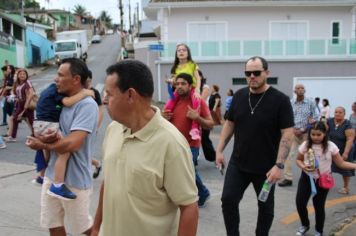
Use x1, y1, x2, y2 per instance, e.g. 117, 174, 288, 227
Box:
298, 141, 339, 178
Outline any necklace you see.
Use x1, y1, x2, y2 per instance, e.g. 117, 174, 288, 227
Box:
248, 90, 267, 115
334, 120, 343, 130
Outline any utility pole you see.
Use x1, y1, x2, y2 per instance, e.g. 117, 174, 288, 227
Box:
20, 0, 25, 24
128, 0, 132, 34
136, 2, 140, 36
118, 0, 125, 47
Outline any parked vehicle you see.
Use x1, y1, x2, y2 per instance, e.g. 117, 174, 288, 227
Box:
91, 35, 101, 43
54, 30, 88, 65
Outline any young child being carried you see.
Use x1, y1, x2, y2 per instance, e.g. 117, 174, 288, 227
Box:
295, 121, 356, 236
164, 43, 202, 140
33, 83, 94, 200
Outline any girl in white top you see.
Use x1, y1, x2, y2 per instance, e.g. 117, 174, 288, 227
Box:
295, 121, 356, 236
320, 98, 330, 119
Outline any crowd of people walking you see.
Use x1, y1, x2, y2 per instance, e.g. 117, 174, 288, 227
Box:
1, 49, 356, 236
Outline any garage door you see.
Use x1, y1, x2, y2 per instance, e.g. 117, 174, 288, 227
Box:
293, 77, 356, 118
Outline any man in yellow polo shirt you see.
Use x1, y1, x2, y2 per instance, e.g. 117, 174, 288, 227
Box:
91, 60, 199, 236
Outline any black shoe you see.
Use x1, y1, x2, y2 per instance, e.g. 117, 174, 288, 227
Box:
278, 179, 292, 187
93, 165, 102, 179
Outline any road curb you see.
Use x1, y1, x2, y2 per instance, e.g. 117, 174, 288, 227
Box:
330, 214, 356, 236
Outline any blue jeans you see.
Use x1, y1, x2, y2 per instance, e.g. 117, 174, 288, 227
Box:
191, 147, 210, 198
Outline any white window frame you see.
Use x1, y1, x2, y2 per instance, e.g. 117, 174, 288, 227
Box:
186, 21, 228, 57
330, 20, 342, 45
186, 21, 228, 42
269, 20, 310, 40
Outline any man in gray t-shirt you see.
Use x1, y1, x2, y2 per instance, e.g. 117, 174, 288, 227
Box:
46, 96, 98, 189
27, 58, 98, 235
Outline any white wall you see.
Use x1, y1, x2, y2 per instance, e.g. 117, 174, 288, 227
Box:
294, 77, 356, 117
163, 6, 353, 41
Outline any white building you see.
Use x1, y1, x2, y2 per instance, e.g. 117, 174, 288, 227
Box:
138, 0, 356, 114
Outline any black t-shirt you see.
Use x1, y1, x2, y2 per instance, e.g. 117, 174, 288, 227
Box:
2, 74, 14, 96
208, 92, 221, 110
227, 86, 294, 174
90, 87, 102, 106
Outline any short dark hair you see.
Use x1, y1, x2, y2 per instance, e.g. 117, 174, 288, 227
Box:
176, 73, 193, 85
212, 84, 220, 92
61, 58, 89, 86
246, 56, 268, 70
88, 70, 92, 79
106, 60, 153, 98
1, 65, 15, 75
315, 97, 320, 102
322, 98, 329, 106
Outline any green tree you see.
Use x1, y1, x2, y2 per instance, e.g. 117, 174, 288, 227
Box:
73, 4, 87, 20
0, 0, 19, 10
0, 0, 40, 10
24, 0, 40, 9
99, 10, 113, 29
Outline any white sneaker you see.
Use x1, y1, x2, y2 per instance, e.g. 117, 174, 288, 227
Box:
296, 226, 309, 236
0, 143, 6, 149
4, 136, 16, 142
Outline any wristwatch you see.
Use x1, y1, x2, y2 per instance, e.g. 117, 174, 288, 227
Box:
275, 163, 284, 170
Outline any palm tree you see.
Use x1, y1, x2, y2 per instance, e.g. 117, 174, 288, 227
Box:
73, 4, 87, 20
99, 10, 113, 29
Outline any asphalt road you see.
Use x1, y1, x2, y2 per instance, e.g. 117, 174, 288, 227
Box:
0, 33, 121, 165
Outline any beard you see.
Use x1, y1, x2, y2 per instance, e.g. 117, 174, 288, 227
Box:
248, 78, 267, 91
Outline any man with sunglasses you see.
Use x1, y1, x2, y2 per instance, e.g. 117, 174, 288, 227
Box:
279, 84, 317, 187
216, 56, 294, 235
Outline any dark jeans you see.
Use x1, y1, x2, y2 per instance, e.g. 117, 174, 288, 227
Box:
2, 105, 6, 124
2, 100, 14, 124
201, 128, 216, 162
296, 171, 329, 233
221, 161, 275, 236
350, 141, 356, 162
191, 147, 210, 198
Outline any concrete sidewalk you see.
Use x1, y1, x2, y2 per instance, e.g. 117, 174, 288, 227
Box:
1, 161, 356, 236
26, 63, 54, 78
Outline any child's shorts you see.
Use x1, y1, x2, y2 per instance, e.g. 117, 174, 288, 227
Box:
33, 120, 60, 137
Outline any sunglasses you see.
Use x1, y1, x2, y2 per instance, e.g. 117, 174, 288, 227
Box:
244, 70, 264, 77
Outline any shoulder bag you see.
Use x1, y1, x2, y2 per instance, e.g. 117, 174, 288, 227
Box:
318, 171, 335, 190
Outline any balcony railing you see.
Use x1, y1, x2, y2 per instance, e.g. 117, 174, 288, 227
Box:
160, 38, 356, 60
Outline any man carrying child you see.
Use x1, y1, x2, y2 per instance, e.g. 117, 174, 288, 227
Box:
27, 58, 98, 235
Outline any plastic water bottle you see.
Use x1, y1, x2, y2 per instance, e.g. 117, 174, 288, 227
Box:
258, 180, 272, 202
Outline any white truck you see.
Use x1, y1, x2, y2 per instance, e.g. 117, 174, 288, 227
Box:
54, 30, 88, 65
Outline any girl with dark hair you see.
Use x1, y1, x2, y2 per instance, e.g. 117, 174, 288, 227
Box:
0, 65, 15, 127
5, 68, 34, 142
295, 121, 356, 236
320, 98, 330, 119
165, 43, 202, 140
